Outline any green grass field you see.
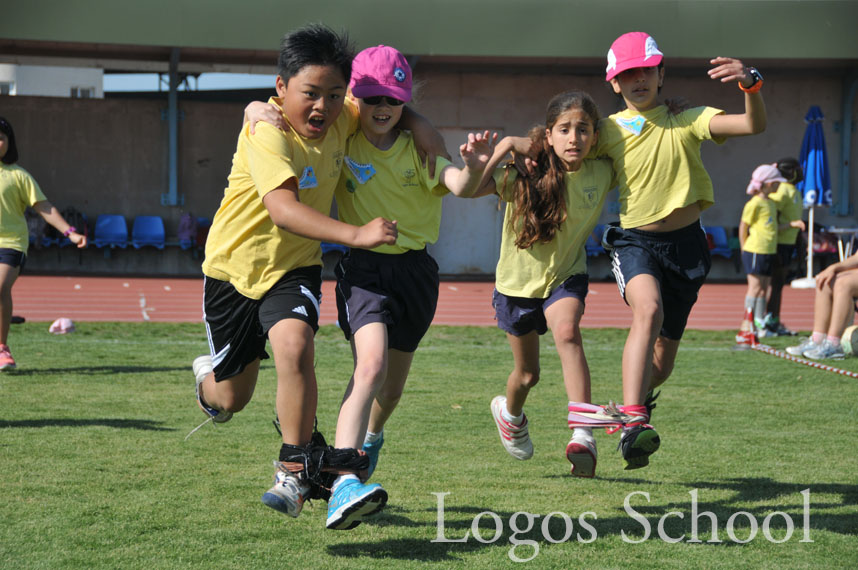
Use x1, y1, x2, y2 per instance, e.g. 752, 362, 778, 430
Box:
1, 322, 856, 569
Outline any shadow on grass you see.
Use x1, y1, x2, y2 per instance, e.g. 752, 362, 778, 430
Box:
0, 418, 175, 431
5, 365, 188, 376
327, 478, 858, 559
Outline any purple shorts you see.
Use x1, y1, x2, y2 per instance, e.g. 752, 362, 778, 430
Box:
493, 273, 589, 336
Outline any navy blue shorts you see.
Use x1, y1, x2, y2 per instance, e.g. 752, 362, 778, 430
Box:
493, 273, 589, 337
604, 222, 711, 341
742, 250, 775, 276
202, 266, 322, 382
0, 248, 26, 270
335, 248, 439, 353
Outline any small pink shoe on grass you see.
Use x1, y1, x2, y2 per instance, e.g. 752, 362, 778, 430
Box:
0, 344, 16, 370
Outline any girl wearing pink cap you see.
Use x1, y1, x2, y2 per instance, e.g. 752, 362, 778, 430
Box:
593, 31, 767, 469
737, 164, 788, 343
324, 44, 497, 529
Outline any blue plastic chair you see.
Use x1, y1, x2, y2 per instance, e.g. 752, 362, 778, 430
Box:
132, 216, 166, 249
93, 214, 128, 249
703, 225, 732, 258
321, 242, 349, 255
585, 224, 607, 256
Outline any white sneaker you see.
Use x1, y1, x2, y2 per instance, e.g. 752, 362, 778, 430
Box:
261, 463, 312, 517
490, 396, 533, 460
193, 355, 232, 423
566, 431, 597, 478
785, 338, 819, 357
804, 339, 845, 360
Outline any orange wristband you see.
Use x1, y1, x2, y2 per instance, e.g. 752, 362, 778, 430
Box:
739, 80, 763, 94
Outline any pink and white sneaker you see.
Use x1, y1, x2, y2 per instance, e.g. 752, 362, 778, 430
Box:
0, 344, 16, 370
565, 431, 597, 478
490, 396, 533, 460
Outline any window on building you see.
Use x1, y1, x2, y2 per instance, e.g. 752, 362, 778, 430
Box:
0, 82, 13, 96
70, 86, 95, 98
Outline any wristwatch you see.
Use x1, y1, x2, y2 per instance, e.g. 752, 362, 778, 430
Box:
739, 67, 764, 93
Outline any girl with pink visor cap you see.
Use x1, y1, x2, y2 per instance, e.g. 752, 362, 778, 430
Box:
592, 31, 767, 470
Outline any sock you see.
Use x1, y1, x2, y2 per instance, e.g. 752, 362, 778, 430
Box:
753, 297, 767, 325
364, 430, 383, 444
502, 403, 524, 425
332, 473, 359, 493
744, 296, 756, 312
827, 335, 840, 345
812, 331, 825, 344
572, 426, 593, 439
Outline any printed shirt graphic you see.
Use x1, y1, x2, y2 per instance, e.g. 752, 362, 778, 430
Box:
768, 182, 803, 245
203, 97, 358, 299
492, 159, 615, 298
335, 130, 452, 254
593, 105, 725, 229
0, 163, 48, 253
741, 194, 778, 254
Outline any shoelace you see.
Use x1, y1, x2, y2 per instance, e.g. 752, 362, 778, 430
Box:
184, 416, 217, 441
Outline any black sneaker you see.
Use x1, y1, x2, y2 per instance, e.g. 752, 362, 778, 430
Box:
619, 425, 661, 470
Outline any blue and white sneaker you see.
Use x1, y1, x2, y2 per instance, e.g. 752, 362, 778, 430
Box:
193, 355, 232, 424
362, 431, 384, 478
804, 339, 845, 360
261, 462, 311, 517
326, 478, 388, 530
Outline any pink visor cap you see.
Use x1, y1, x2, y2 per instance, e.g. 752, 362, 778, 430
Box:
746, 164, 787, 195
605, 32, 664, 81
350, 45, 412, 102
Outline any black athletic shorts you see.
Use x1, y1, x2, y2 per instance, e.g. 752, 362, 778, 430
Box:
492, 273, 589, 337
202, 266, 322, 381
604, 221, 711, 341
335, 248, 439, 353
0, 248, 26, 270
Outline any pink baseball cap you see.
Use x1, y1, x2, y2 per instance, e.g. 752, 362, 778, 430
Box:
49, 317, 75, 334
605, 32, 664, 81
746, 164, 787, 195
350, 45, 412, 103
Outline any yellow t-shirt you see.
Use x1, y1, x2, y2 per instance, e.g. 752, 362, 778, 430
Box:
768, 182, 802, 245
493, 158, 615, 298
0, 163, 48, 253
335, 130, 452, 254
594, 105, 726, 228
202, 97, 359, 299
741, 194, 777, 254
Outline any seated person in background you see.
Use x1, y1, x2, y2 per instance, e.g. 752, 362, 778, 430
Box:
786, 251, 858, 360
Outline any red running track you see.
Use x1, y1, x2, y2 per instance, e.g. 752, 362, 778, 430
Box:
13, 275, 816, 331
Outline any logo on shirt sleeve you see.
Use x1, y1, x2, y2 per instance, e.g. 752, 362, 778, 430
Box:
615, 115, 646, 136
344, 156, 376, 184
298, 166, 318, 189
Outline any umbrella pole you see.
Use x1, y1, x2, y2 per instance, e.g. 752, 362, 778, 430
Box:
792, 206, 816, 288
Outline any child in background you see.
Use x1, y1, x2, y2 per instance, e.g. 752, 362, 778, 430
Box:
737, 164, 787, 343
473, 91, 615, 477
327, 45, 498, 528
595, 31, 767, 469
763, 157, 806, 336
0, 116, 87, 370
786, 251, 858, 360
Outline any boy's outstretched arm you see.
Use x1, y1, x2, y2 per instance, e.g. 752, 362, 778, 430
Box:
707, 57, 767, 137
442, 131, 499, 197
398, 106, 451, 178
263, 179, 397, 249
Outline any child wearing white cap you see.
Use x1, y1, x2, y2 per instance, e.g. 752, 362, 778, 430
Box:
593, 31, 767, 469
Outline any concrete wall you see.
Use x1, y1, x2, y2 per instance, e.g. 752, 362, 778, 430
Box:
5, 65, 858, 281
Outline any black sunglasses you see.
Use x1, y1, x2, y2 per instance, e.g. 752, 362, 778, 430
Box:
362, 96, 405, 106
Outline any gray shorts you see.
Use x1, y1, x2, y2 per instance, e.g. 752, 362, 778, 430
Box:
493, 273, 589, 337
335, 248, 439, 352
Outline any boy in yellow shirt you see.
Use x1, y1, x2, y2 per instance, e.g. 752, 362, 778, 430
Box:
191, 25, 444, 528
